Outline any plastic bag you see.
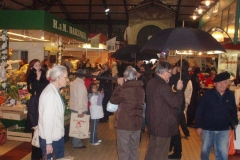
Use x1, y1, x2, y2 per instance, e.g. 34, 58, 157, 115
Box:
106, 101, 118, 112
228, 129, 236, 156
31, 126, 40, 148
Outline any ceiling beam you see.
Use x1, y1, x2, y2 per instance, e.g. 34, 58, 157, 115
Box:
11, 0, 33, 9
102, 0, 112, 22
123, 0, 129, 23
73, 19, 127, 25
51, 12, 126, 14
175, 0, 182, 26
51, 4, 137, 6
44, 0, 58, 11
57, 0, 76, 24
88, 0, 92, 32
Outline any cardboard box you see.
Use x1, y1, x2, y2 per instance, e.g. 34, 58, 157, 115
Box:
7, 124, 32, 142
2, 111, 25, 120
0, 104, 27, 113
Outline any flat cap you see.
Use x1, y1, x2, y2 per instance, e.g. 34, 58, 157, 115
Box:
213, 72, 230, 82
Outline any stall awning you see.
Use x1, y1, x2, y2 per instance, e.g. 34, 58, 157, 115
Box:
0, 10, 88, 43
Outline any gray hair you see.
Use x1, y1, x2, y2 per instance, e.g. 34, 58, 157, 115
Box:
123, 67, 137, 81
76, 69, 87, 78
155, 62, 172, 74
46, 65, 67, 82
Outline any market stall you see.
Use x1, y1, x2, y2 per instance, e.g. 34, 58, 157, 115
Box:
0, 10, 88, 142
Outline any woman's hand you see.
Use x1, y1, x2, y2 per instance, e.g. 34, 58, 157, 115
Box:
196, 128, 202, 136
78, 114, 84, 118
99, 90, 104, 95
46, 144, 53, 154
117, 78, 124, 86
176, 80, 183, 90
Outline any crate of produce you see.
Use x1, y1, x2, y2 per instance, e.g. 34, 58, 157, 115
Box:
0, 104, 27, 113
2, 111, 25, 120
7, 124, 31, 142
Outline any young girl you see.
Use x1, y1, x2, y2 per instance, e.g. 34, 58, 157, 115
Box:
88, 83, 104, 145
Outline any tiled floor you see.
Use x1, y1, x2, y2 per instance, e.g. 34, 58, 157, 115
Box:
0, 116, 239, 160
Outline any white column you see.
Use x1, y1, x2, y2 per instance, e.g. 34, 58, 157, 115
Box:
1, 29, 8, 88
58, 36, 62, 65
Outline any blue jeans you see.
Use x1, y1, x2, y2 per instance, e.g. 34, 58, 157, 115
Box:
39, 136, 64, 159
201, 130, 229, 160
90, 119, 99, 143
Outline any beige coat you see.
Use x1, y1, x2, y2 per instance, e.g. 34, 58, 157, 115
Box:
69, 78, 88, 114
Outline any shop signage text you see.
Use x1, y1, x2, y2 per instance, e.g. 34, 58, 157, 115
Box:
53, 19, 87, 39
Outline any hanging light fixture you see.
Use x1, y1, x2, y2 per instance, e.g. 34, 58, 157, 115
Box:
190, 13, 199, 20
201, 0, 215, 7
212, 30, 224, 42
195, 6, 206, 14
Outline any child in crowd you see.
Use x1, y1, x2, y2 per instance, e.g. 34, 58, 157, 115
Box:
88, 83, 104, 145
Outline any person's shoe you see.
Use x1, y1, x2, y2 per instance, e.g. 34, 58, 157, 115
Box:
74, 146, 86, 149
168, 153, 181, 159
97, 140, 102, 143
90, 142, 101, 145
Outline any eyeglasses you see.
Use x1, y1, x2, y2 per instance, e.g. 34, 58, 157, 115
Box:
60, 76, 69, 80
166, 71, 172, 75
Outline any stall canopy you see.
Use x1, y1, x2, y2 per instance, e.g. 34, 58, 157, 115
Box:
0, 10, 89, 43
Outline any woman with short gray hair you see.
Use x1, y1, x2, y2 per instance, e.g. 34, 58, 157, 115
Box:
38, 65, 69, 159
110, 67, 145, 160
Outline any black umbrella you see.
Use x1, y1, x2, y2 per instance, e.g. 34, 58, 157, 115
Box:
141, 27, 226, 54
141, 27, 226, 80
111, 44, 158, 61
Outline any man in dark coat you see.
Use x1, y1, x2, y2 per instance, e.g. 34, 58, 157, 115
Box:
98, 63, 113, 123
195, 72, 238, 160
145, 62, 183, 160
168, 59, 190, 159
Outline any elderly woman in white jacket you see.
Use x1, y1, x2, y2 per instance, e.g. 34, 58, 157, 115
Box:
38, 65, 69, 159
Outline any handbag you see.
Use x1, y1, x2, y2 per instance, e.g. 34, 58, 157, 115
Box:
106, 101, 118, 112
26, 96, 39, 127
31, 126, 40, 148
228, 129, 236, 156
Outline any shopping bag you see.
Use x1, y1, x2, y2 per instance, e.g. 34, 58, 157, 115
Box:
31, 126, 40, 148
106, 101, 118, 112
228, 129, 236, 156
69, 113, 90, 139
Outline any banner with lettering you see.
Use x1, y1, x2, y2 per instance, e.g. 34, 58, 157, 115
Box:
91, 34, 100, 48
106, 37, 116, 52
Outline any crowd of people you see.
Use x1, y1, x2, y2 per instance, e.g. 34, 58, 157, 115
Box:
22, 57, 238, 160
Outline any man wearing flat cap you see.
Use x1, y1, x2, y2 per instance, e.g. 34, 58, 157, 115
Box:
195, 72, 238, 160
